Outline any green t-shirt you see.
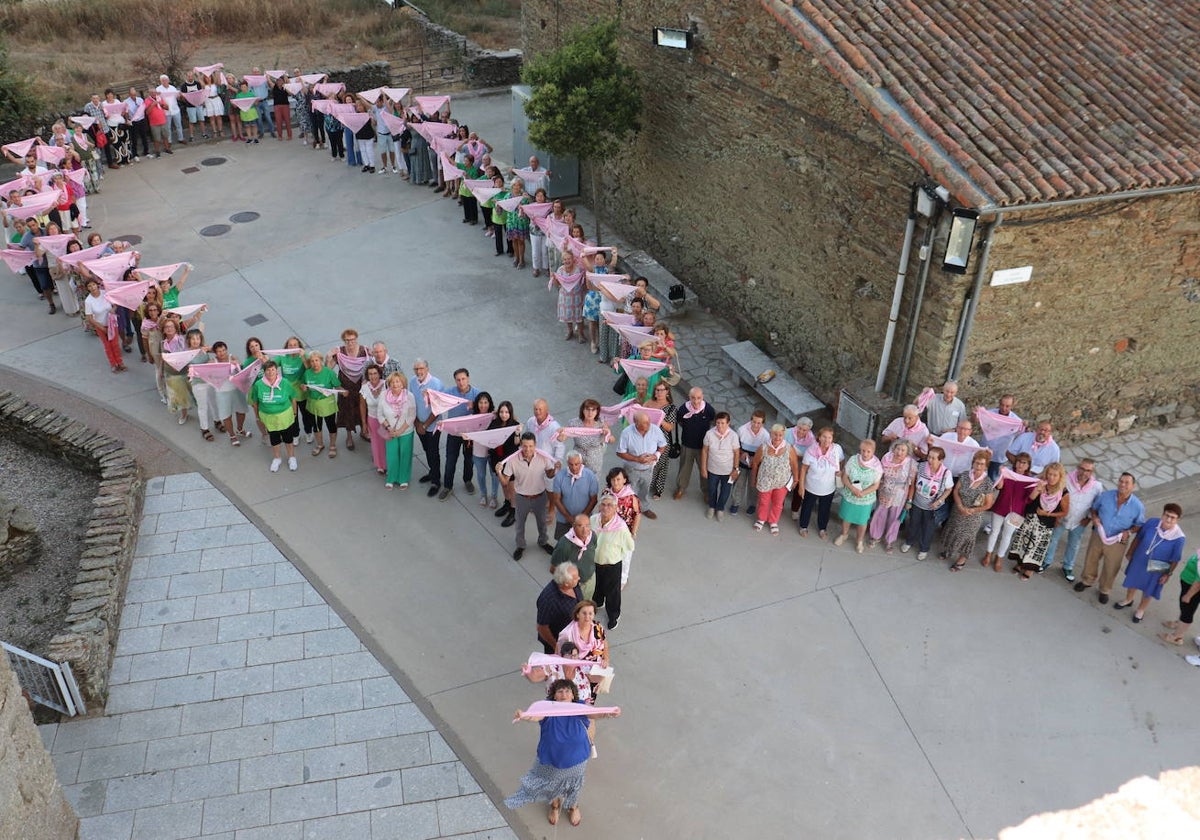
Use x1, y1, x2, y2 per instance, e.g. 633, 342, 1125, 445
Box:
275, 353, 305, 384
303, 367, 340, 417
162, 286, 180, 309
249, 378, 298, 432
1182, 553, 1199, 586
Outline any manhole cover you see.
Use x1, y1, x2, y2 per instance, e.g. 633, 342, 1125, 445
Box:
113, 234, 143, 245
243, 314, 268, 326
181, 166, 200, 175
230, 211, 260, 223
200, 224, 231, 237
200, 157, 227, 167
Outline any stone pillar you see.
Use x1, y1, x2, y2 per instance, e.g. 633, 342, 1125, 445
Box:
0, 653, 79, 840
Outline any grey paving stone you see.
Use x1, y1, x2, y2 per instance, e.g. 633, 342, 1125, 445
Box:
115, 707, 182, 744
128, 648, 191, 683
52, 750, 82, 786
274, 658, 333, 692
180, 487, 229, 509
368, 801, 439, 840
328, 651, 387, 683
457, 828, 519, 840
151, 507, 210, 533
242, 689, 306, 726
201, 790, 272, 834
455, 762, 482, 795
134, 532, 177, 558
145, 476, 166, 495
270, 780, 338, 822
224, 523, 268, 546
105, 681, 157, 715
239, 751, 306, 793
361, 677, 410, 708
302, 628, 361, 659
129, 550, 202, 580
273, 716, 336, 752
152, 673, 215, 708
109, 655, 132, 686
103, 769, 175, 813
64, 779, 107, 817
334, 707, 397, 744
205, 505, 250, 527
302, 811, 369, 840
188, 640, 249, 674
144, 733, 211, 772
400, 762, 459, 803
213, 664, 275, 699
130, 800, 204, 840
236, 824, 303, 840
217, 612, 276, 643
394, 704, 435, 736
123, 577, 171, 604
222, 565, 277, 593
302, 681, 362, 717
142, 493, 182, 516
114, 625, 163, 657
37, 722, 57, 751
137, 598, 197, 627
435, 794, 506, 836
167, 569, 224, 599
77, 742, 147, 783
365, 734, 431, 773
334, 770, 403, 813
119, 603, 141, 629
79, 810, 135, 840
201, 545, 261, 571
246, 634, 306, 667
273, 605, 330, 635
426, 733, 455, 764
209, 724, 274, 763
271, 559, 305, 584
193, 590, 251, 620
53, 715, 120, 754
171, 760, 240, 803
249, 583, 306, 613
163, 473, 213, 494
159, 618, 221, 650
302, 585, 325, 607
301, 743, 367, 783
180, 698, 244, 735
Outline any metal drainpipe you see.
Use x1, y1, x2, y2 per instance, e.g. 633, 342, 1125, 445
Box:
875, 186, 919, 392
948, 214, 1002, 380
893, 212, 940, 401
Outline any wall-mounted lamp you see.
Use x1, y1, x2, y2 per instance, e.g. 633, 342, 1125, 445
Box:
653, 27, 694, 50
942, 208, 979, 274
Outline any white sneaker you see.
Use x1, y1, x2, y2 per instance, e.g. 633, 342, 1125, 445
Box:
305, 433, 314, 444
391, 166, 398, 173
1186, 655, 1200, 667
917, 551, 928, 561
270, 458, 282, 472
900, 543, 912, 553
288, 457, 298, 471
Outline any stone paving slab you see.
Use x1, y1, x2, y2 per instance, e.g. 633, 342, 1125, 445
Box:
42, 473, 514, 840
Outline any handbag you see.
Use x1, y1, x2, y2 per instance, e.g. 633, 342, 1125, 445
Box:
612, 370, 629, 395
668, 416, 682, 459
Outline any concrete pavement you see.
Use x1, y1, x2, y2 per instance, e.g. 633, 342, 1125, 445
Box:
4, 90, 1200, 839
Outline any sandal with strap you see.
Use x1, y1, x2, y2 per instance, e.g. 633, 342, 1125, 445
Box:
201, 429, 214, 442
311, 445, 324, 457
1158, 633, 1184, 646
753, 521, 764, 532
949, 559, 967, 572
568, 806, 581, 826
229, 437, 240, 447
769, 524, 779, 536
548, 801, 560, 825
328, 447, 338, 458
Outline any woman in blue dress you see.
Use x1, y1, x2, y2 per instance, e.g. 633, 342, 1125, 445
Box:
1114, 503, 1185, 623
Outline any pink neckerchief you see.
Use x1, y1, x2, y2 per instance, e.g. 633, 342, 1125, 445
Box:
567, 469, 585, 485
261, 372, 283, 401
880, 451, 909, 472
1038, 481, 1064, 512
565, 529, 593, 553
162, 335, 186, 352
532, 413, 555, 433
711, 426, 732, 441
384, 388, 409, 411
596, 512, 624, 532
1155, 521, 1185, 541
1066, 469, 1095, 495
682, 400, 707, 419
365, 380, 385, 399
855, 455, 882, 472
336, 348, 367, 382
1030, 434, 1055, 452
765, 441, 788, 457
968, 468, 989, 488
808, 442, 839, 469
790, 429, 815, 449
611, 483, 635, 498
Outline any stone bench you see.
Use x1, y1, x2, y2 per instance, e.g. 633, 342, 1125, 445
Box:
721, 340, 825, 421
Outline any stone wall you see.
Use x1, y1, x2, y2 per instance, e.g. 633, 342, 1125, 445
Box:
0, 654, 78, 840
0, 391, 143, 713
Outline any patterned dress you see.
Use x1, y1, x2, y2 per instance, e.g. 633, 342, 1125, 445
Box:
334, 345, 368, 431
649, 402, 678, 498
942, 474, 997, 560
568, 418, 607, 477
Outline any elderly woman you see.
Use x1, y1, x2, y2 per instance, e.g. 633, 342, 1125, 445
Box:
901, 446, 953, 560
558, 398, 610, 477
982, 452, 1033, 572
834, 439, 883, 553
1115, 503, 1186, 623
302, 351, 344, 458
248, 360, 300, 472
82, 279, 125, 373
552, 248, 587, 342
210, 341, 250, 445
1008, 461, 1069, 578
868, 441, 917, 553
557, 599, 609, 667
643, 381, 677, 501
945, 451, 997, 571
751, 423, 800, 535
505, 678, 620, 828
786, 417, 816, 520
798, 427, 843, 538
182, 329, 218, 441
378, 371, 416, 489
331, 328, 369, 451
359, 364, 387, 474
522, 640, 598, 705
160, 318, 191, 420
881, 404, 930, 458
701, 412, 741, 521
506, 178, 532, 268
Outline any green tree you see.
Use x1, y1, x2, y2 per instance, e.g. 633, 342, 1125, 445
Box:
522, 19, 641, 244
0, 37, 43, 145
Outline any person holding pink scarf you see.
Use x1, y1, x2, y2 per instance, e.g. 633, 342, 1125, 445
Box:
378, 371, 416, 489
945, 452, 997, 571
552, 249, 587, 341
868, 440, 916, 553
881, 404, 929, 458
1008, 462, 1069, 579
982, 452, 1033, 571
82, 279, 125, 373
330, 328, 368, 451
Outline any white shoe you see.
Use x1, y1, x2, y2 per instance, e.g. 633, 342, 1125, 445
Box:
833, 534, 847, 546
288, 457, 298, 471
917, 551, 928, 561
900, 543, 912, 553
270, 458, 282, 472
1186, 655, 1200, 667
391, 166, 399, 173
479, 495, 489, 507
305, 433, 314, 444
159, 395, 167, 405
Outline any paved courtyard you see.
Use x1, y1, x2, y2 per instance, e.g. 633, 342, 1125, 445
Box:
3, 90, 1199, 839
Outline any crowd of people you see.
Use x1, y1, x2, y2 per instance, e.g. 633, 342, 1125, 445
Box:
7, 66, 1198, 825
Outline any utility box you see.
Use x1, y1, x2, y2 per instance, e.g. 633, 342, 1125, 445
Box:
511, 85, 579, 197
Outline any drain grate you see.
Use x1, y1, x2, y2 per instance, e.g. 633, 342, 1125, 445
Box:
230, 211, 260, 223
200, 157, 227, 167
113, 234, 143, 245
199, 224, 231, 237
243, 314, 268, 326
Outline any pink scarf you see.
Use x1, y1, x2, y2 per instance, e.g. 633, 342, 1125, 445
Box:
1038, 482, 1064, 513
1066, 469, 1095, 495
384, 387, 409, 413
365, 380, 385, 399
1030, 434, 1055, 452
1155, 521, 1184, 541
611, 483, 635, 499
968, 468, 989, 488
564, 529, 593, 555
532, 413, 556, 434
790, 429, 816, 450
596, 512, 624, 532
336, 349, 367, 383
260, 372, 283, 401
809, 443, 839, 469
682, 400, 707, 419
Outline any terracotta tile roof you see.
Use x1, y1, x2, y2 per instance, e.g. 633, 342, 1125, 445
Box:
762, 0, 1200, 207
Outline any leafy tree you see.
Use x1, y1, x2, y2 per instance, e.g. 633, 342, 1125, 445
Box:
522, 19, 641, 244
131, 0, 197, 82
0, 37, 43, 145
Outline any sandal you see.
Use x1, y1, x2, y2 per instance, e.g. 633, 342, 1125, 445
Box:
548, 801, 560, 826
769, 524, 779, 536
949, 560, 966, 572
346, 439, 355, 451
753, 521, 764, 532
311, 445, 324, 457
201, 429, 214, 441
328, 447, 337, 458
568, 806, 581, 826
229, 437, 240, 446
993, 558, 1004, 572
1158, 633, 1184, 645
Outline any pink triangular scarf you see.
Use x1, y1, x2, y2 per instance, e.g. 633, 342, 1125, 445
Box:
243, 74, 267, 87
975, 407, 1025, 440
378, 111, 406, 135
414, 95, 449, 115
299, 73, 327, 85
282, 82, 303, 96
102, 102, 126, 118
560, 426, 607, 438
381, 87, 410, 103
33, 234, 77, 257
102, 279, 154, 310
512, 166, 549, 184
64, 169, 88, 187
531, 413, 557, 435
230, 359, 262, 394
999, 467, 1039, 487
181, 89, 209, 107
564, 528, 593, 556
57, 242, 110, 267
495, 195, 527, 213
425, 390, 471, 415
808, 443, 840, 469
384, 387, 409, 413
83, 252, 137, 284
164, 304, 206, 318
915, 387, 936, 412
515, 700, 618, 722
613, 325, 655, 350
161, 349, 203, 372
432, 135, 460, 155
599, 398, 637, 426
1066, 470, 1096, 496
188, 362, 236, 388
520, 202, 553, 220
526, 652, 603, 672
620, 405, 664, 426
461, 425, 520, 450
193, 63, 224, 76
228, 97, 260, 113
0, 173, 33, 197
1, 248, 35, 273
310, 99, 335, 115
538, 217, 569, 246
470, 185, 502, 204
598, 279, 638, 299
438, 153, 461, 181
618, 358, 667, 381
581, 246, 616, 256
1030, 434, 1056, 453
36, 145, 66, 164
314, 82, 345, 97
682, 400, 708, 419
135, 262, 185, 283
265, 69, 287, 79
70, 115, 96, 129
265, 347, 304, 357
550, 270, 586, 293
336, 112, 371, 132
600, 311, 638, 326
335, 351, 368, 382
2, 138, 36, 158
3, 191, 64, 220
438, 412, 496, 436
305, 384, 342, 397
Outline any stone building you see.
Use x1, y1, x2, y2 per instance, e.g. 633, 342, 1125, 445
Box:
521, 0, 1200, 434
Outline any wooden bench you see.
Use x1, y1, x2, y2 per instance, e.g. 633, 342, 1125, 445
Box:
722, 340, 825, 421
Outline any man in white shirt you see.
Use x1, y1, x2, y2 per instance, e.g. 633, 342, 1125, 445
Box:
935, 419, 984, 478
731, 410, 770, 516
981, 394, 1021, 480
155, 75, 185, 144
1041, 459, 1103, 581
924, 380, 967, 435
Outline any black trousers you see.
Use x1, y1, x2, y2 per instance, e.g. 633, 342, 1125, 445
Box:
418, 427, 442, 484
461, 194, 478, 224
328, 127, 343, 158
442, 433, 473, 488
593, 562, 623, 626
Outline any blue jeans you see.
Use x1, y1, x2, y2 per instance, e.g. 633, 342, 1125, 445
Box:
706, 472, 733, 512
906, 506, 937, 552
1043, 524, 1087, 571
442, 434, 473, 489
473, 455, 497, 498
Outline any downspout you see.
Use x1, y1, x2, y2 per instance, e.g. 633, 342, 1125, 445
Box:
875, 185, 919, 392
947, 214, 1002, 380
893, 211, 940, 401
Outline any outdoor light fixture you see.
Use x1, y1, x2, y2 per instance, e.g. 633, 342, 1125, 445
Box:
653, 27, 693, 50
942, 208, 979, 274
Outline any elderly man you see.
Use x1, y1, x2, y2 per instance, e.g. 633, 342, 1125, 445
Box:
370, 342, 403, 380
528, 399, 566, 528
410, 359, 444, 493
550, 514, 597, 600
513, 154, 551, 194
1073, 472, 1145, 603
935, 419, 984, 478
981, 394, 1021, 480
673, 388, 715, 500
1043, 459, 1103, 581
536, 561, 582, 654
881, 404, 929, 457
925, 380, 967, 435
154, 74, 185, 144
1006, 420, 1060, 475
591, 494, 635, 631
732, 410, 770, 516
434, 368, 480, 501
616, 411, 668, 518
499, 432, 559, 561
550, 453, 599, 539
